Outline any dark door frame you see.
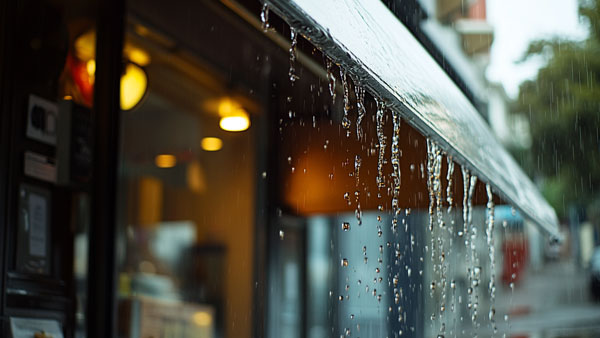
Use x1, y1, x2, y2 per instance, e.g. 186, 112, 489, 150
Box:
0, 0, 125, 336
0, 0, 13, 333
85, 0, 125, 337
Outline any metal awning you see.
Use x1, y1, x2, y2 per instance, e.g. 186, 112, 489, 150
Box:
266, 0, 560, 238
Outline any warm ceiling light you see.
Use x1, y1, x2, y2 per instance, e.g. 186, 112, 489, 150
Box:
219, 110, 250, 132
192, 311, 212, 327
86, 59, 96, 76
74, 30, 96, 61
120, 63, 148, 111
134, 24, 151, 37
75, 30, 151, 65
201, 137, 223, 151
218, 98, 240, 117
155, 154, 176, 168
126, 46, 151, 67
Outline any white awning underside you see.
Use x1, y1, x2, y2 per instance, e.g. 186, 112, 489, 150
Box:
267, 0, 560, 237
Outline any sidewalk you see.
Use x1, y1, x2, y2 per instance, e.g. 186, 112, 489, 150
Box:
491, 259, 600, 337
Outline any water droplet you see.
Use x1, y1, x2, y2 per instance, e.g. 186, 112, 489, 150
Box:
260, 3, 270, 32
342, 222, 350, 231
261, 171, 267, 179
341, 258, 348, 267
279, 230, 284, 240
343, 192, 351, 205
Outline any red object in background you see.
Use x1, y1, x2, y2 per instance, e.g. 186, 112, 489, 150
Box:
468, 0, 487, 20
66, 53, 94, 106
502, 234, 528, 285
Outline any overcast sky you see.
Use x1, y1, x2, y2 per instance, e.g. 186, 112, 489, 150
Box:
486, 0, 589, 98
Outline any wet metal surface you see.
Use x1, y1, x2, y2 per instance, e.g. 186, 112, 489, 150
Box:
265, 0, 559, 238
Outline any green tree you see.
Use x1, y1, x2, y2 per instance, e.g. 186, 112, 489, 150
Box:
514, 0, 600, 218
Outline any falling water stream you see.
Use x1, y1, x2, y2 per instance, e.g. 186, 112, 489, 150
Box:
391, 110, 401, 230
355, 84, 366, 139
288, 28, 299, 83
486, 184, 497, 335
340, 68, 351, 134
265, 17, 513, 338
260, 3, 270, 32
376, 98, 387, 190
326, 58, 336, 104
355, 154, 363, 226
